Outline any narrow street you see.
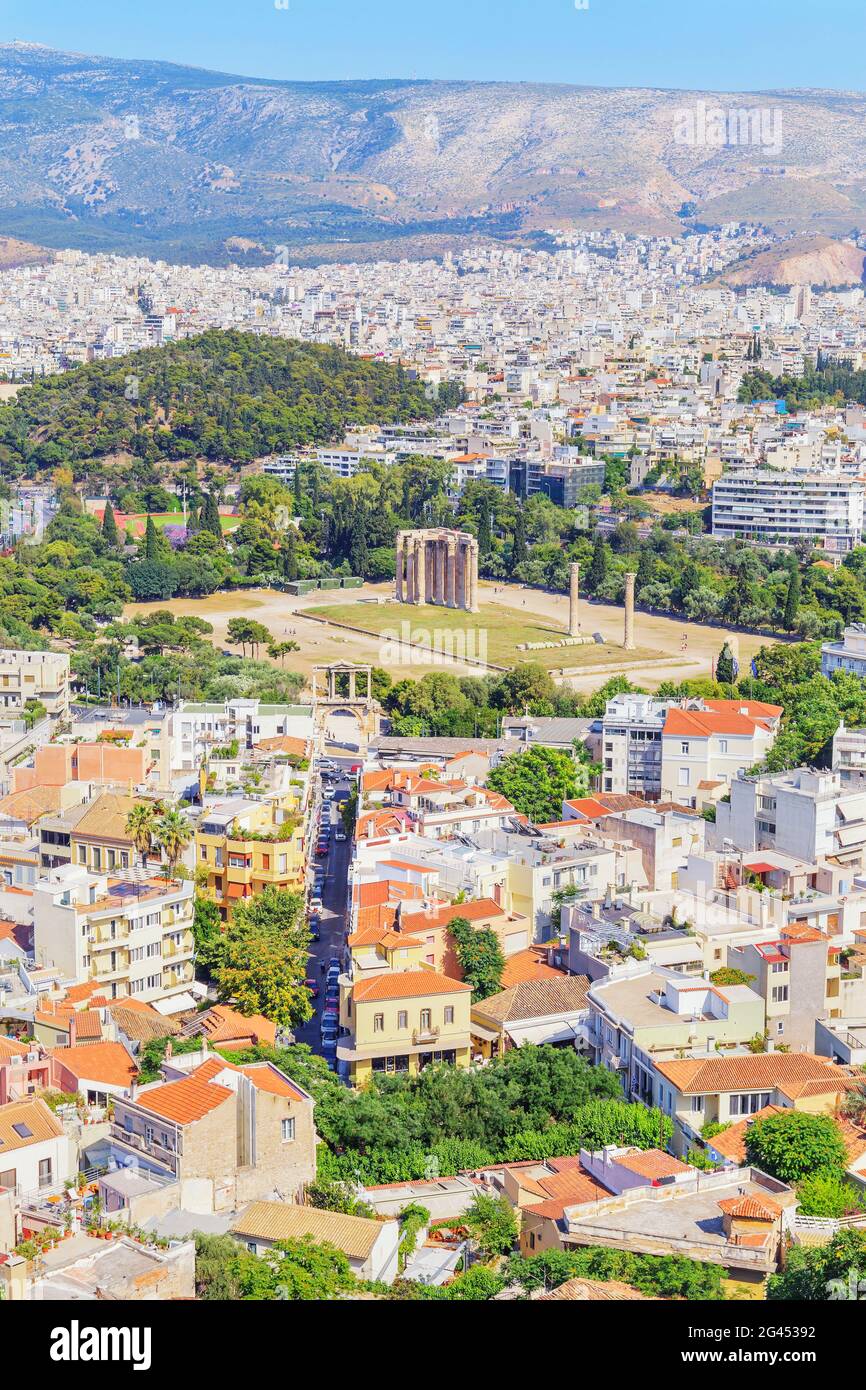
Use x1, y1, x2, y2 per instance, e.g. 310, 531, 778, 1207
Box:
294, 754, 356, 1056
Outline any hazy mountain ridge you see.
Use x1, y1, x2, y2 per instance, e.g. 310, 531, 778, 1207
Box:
3, 42, 866, 262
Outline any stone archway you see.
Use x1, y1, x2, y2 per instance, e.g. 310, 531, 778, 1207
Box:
312, 664, 380, 751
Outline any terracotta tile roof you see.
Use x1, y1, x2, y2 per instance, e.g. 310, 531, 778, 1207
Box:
107, 1002, 179, 1044
180, 1004, 276, 1048
230, 1201, 386, 1259
71, 1010, 103, 1041
501, 948, 563, 988
536, 1277, 650, 1301
353, 879, 425, 909
236, 1064, 306, 1100
352, 970, 471, 1003
652, 1053, 843, 1096
707, 1106, 785, 1163
254, 735, 311, 759
350, 905, 399, 942
0, 785, 64, 826
718, 1194, 782, 1220
664, 707, 767, 739
705, 699, 783, 720
563, 794, 646, 820
51, 1041, 137, 1088
472, 976, 591, 1026
615, 1149, 692, 1180
401, 898, 508, 931
73, 791, 142, 843
135, 1075, 233, 1125
0, 1096, 63, 1152
0, 1036, 29, 1062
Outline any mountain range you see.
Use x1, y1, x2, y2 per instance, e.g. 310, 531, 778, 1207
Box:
3, 42, 866, 264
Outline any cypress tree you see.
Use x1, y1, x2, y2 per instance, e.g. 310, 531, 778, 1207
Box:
588, 534, 608, 591
144, 514, 159, 561
477, 498, 492, 556
282, 527, 299, 582
511, 506, 528, 571
349, 504, 368, 578
201, 492, 222, 540
784, 566, 800, 630
716, 642, 736, 685
101, 501, 119, 547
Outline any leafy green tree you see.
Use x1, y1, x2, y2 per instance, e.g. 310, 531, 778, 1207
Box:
195, 1233, 355, 1300
768, 1229, 866, 1300
504, 1247, 723, 1300
212, 887, 310, 1029
511, 506, 528, 571
784, 566, 801, 629
464, 1193, 518, 1259
796, 1171, 865, 1219
587, 533, 608, 591
709, 967, 756, 987
450, 918, 505, 1001
487, 745, 584, 822
745, 1110, 848, 1183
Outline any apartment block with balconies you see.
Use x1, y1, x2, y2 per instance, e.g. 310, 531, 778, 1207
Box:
33, 864, 195, 1005
195, 799, 306, 921
337, 967, 472, 1086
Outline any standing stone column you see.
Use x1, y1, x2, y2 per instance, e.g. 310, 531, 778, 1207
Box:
624, 571, 637, 651
469, 540, 479, 613
348, 669, 357, 701
436, 539, 446, 605
396, 531, 405, 602
446, 537, 457, 608
416, 536, 427, 606
569, 562, 580, 636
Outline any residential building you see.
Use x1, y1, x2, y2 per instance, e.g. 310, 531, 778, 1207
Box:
50, 1040, 138, 1107
33, 865, 196, 1005
0, 1096, 72, 1199
822, 624, 866, 680
727, 927, 857, 1050
0, 1036, 50, 1105
171, 699, 314, 772
0, 649, 70, 718
338, 967, 472, 1085
716, 768, 866, 866
196, 799, 306, 920
110, 1052, 317, 1212
470, 976, 592, 1057
230, 1202, 400, 1284
711, 469, 865, 552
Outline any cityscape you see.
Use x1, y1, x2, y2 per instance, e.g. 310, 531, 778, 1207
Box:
0, 0, 865, 1354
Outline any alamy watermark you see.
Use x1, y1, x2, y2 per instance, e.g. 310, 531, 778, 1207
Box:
379, 621, 488, 668
673, 101, 783, 155
828, 1268, 866, 1300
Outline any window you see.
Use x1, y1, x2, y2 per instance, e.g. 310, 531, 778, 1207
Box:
730, 1092, 772, 1116
680, 742, 690, 755
690, 1095, 703, 1114
420, 1009, 432, 1031
0, 1168, 15, 1191
281, 1117, 295, 1143
373, 1013, 384, 1032
678, 768, 690, 786
38, 1158, 52, 1188
718, 739, 728, 754
444, 1006, 454, 1024
771, 985, 789, 1003
397, 1010, 408, 1029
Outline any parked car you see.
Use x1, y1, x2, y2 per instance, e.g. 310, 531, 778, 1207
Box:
309, 897, 323, 914
335, 830, 347, 842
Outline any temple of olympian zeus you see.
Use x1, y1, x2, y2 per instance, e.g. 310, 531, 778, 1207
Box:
395, 528, 479, 613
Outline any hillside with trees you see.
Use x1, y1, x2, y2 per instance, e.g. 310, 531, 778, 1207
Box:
0, 329, 443, 478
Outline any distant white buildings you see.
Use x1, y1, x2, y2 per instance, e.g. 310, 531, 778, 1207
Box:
716, 767, 866, 865
822, 624, 866, 680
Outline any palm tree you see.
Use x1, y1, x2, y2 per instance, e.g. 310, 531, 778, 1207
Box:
155, 809, 191, 878
126, 802, 158, 867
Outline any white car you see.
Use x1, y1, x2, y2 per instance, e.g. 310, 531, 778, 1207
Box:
335, 830, 347, 842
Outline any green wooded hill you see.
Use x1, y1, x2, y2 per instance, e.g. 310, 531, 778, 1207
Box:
0, 330, 440, 476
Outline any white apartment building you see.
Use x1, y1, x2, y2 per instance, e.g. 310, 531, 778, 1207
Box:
716, 768, 866, 866
0, 650, 70, 718
601, 695, 780, 804
33, 865, 196, 1005
171, 699, 315, 772
711, 470, 864, 551
822, 624, 866, 680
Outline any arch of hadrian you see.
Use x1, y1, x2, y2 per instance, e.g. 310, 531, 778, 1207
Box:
395, 528, 479, 613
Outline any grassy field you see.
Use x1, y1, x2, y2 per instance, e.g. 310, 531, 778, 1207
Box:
305, 599, 658, 671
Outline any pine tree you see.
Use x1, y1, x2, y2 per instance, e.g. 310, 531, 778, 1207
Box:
588, 534, 608, 591
282, 527, 299, 582
636, 546, 654, 593
511, 506, 528, 572
784, 566, 801, 630
101, 501, 119, 547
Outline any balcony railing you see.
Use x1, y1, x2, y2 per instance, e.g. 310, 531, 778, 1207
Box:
413, 1025, 440, 1045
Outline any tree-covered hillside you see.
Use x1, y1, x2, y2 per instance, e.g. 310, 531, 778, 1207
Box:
0, 330, 442, 476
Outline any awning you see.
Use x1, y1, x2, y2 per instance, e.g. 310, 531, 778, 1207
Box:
469, 1019, 502, 1043
837, 825, 866, 847
505, 1019, 581, 1047
647, 940, 704, 966
226, 882, 249, 899
745, 860, 777, 874
839, 796, 866, 822
152, 992, 196, 1015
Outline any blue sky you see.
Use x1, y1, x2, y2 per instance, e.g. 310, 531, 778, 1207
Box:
3, 0, 865, 90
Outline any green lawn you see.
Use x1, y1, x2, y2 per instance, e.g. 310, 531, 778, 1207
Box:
306, 600, 657, 670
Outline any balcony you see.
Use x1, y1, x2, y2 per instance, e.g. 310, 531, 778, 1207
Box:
111, 1124, 181, 1171
413, 1025, 440, 1045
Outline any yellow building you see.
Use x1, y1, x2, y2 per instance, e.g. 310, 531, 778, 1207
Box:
338, 968, 472, 1086
196, 800, 306, 921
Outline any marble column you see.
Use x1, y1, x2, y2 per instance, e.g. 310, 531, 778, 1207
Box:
416, 537, 427, 606
469, 540, 479, 613
396, 531, 405, 601
569, 562, 580, 636
624, 571, 637, 651
348, 669, 356, 701
446, 538, 457, 608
